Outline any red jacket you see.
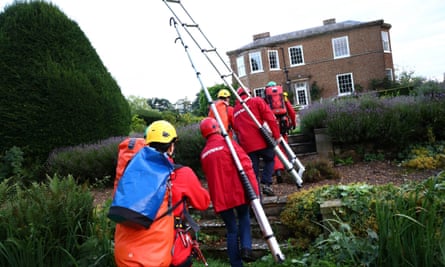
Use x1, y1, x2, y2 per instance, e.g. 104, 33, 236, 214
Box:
200, 133, 259, 213
285, 100, 297, 128
233, 95, 281, 153
170, 166, 211, 216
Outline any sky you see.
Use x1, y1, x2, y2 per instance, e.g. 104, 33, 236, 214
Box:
1, 0, 444, 103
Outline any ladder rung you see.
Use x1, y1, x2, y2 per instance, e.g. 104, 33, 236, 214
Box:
183, 23, 198, 28
202, 48, 217, 52
221, 73, 233, 78
165, 0, 180, 3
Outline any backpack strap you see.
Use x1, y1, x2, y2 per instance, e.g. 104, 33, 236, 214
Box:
181, 199, 200, 232
154, 164, 184, 221
156, 164, 200, 233
155, 197, 185, 221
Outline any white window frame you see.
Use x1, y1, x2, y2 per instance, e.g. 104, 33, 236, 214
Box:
236, 56, 246, 77
381, 31, 391, 53
336, 72, 355, 96
253, 87, 265, 98
289, 45, 304, 66
332, 36, 350, 59
268, 50, 280, 70
249, 51, 263, 73
293, 82, 309, 108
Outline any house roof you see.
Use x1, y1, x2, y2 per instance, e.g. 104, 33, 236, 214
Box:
227, 19, 391, 55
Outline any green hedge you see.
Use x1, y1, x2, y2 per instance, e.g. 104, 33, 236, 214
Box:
0, 2, 131, 164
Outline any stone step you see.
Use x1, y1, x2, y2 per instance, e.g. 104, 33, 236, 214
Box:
200, 237, 289, 261
288, 133, 314, 144
190, 195, 288, 220
192, 197, 291, 261
290, 141, 317, 155
198, 215, 290, 240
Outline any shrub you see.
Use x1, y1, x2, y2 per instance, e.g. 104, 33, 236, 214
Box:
0, 175, 114, 266
299, 93, 445, 151
174, 123, 206, 177
302, 159, 341, 183
280, 183, 399, 250
0, 146, 24, 182
46, 122, 205, 186
399, 141, 445, 169
46, 136, 126, 186
0, 2, 131, 165
375, 171, 445, 266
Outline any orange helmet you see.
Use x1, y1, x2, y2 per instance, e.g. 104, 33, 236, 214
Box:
200, 117, 221, 138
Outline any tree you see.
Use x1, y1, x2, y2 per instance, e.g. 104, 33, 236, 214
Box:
0, 2, 131, 163
147, 97, 174, 111
126, 95, 152, 114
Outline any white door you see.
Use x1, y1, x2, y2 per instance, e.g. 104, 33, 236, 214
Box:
293, 82, 309, 108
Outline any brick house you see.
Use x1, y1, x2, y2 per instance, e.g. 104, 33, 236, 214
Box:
226, 19, 394, 108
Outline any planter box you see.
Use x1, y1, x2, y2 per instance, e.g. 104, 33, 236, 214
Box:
314, 128, 333, 159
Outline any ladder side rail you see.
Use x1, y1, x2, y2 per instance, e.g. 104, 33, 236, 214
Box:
168, 15, 285, 263
163, 0, 304, 187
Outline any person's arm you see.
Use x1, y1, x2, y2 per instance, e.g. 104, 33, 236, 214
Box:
174, 166, 210, 211
233, 141, 259, 196
259, 99, 281, 139
285, 101, 297, 127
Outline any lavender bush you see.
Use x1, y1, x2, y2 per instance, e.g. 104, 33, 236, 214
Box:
300, 93, 445, 152
46, 136, 127, 186
174, 122, 206, 177
45, 124, 207, 186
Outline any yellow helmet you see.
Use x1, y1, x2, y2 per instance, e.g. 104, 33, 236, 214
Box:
283, 92, 288, 101
145, 120, 177, 144
217, 89, 231, 98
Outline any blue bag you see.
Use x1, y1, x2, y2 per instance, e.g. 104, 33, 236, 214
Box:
107, 146, 174, 229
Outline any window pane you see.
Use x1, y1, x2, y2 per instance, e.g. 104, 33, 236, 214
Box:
268, 50, 279, 70
249, 52, 263, 73
332, 36, 350, 58
289, 46, 304, 66
337, 73, 354, 94
297, 90, 307, 105
381, 31, 391, 52
237, 56, 246, 77
385, 68, 393, 81
294, 82, 308, 107
254, 87, 265, 98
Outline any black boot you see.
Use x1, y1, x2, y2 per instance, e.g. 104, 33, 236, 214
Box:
276, 170, 283, 184
240, 248, 256, 262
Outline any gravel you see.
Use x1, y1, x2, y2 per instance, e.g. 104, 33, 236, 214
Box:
92, 154, 440, 205
271, 154, 439, 197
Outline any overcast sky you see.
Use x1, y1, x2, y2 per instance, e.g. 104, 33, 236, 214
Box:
2, 0, 444, 103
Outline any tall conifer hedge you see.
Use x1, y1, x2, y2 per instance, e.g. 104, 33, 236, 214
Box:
0, 2, 131, 162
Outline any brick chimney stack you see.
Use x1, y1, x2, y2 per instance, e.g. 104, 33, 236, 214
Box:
253, 32, 270, 41
323, 18, 336, 25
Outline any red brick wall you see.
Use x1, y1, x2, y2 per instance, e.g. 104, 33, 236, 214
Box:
228, 21, 394, 102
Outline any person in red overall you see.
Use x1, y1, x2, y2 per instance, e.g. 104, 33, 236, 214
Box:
200, 117, 259, 267
265, 82, 297, 183
232, 87, 281, 197
113, 120, 210, 267
208, 89, 235, 139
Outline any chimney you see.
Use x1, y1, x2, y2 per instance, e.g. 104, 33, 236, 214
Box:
323, 18, 336, 25
253, 32, 270, 41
